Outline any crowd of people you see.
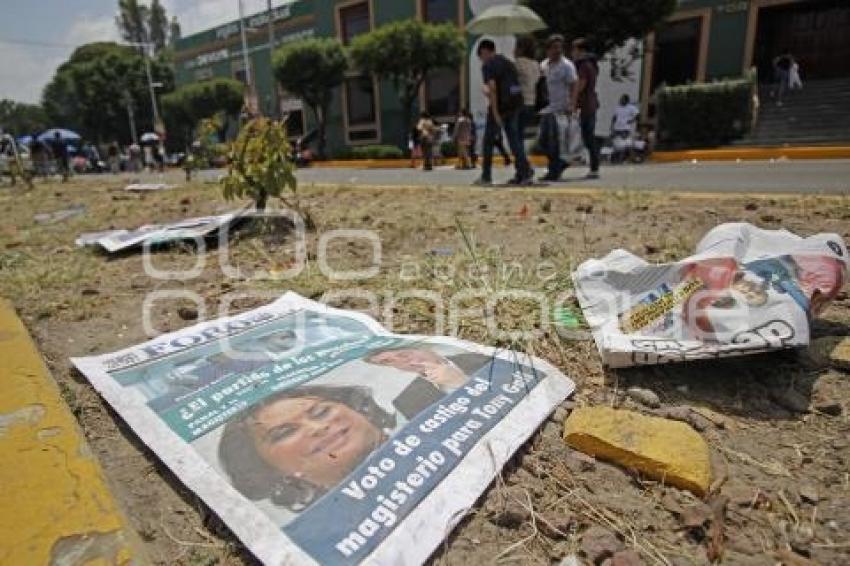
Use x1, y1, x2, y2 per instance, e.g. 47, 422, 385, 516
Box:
410, 34, 607, 186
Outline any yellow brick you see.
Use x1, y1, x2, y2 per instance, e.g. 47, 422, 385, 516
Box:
563, 407, 712, 496
0, 299, 145, 564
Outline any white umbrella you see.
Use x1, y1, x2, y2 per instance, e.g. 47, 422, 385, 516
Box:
140, 132, 160, 143
466, 4, 547, 36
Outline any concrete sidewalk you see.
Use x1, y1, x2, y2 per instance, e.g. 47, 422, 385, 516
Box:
0, 299, 144, 564
296, 159, 850, 194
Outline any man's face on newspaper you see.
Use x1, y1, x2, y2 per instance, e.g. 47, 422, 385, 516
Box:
369, 348, 465, 389
248, 396, 381, 488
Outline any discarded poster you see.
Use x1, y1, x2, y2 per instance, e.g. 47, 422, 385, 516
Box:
573, 223, 848, 367
125, 183, 176, 192
76, 211, 241, 253
34, 204, 86, 224
72, 293, 574, 565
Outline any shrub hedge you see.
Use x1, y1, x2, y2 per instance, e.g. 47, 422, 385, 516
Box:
656, 75, 754, 149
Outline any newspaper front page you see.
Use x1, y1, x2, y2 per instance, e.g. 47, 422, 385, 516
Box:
574, 223, 848, 368
72, 292, 574, 565
76, 211, 241, 253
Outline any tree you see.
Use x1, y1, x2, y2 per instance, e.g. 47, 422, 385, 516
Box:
161, 78, 245, 147
169, 16, 182, 45
525, 0, 676, 56
116, 0, 149, 50
42, 42, 174, 143
222, 118, 297, 212
272, 38, 347, 160
148, 0, 169, 52
0, 100, 49, 135
349, 20, 465, 147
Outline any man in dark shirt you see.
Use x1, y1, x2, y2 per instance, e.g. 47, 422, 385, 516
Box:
474, 39, 532, 186
571, 38, 600, 180
50, 132, 69, 182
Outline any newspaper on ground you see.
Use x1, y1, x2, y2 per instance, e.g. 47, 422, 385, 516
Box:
573, 223, 848, 368
72, 292, 574, 565
125, 183, 176, 192
76, 211, 242, 253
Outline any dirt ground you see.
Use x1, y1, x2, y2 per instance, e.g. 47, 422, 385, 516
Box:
1, 174, 849, 565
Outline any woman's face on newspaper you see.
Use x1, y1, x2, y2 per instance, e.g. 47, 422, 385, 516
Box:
248, 396, 381, 488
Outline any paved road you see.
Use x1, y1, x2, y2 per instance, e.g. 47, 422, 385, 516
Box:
297, 159, 850, 194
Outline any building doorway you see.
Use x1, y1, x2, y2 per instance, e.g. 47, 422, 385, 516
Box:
754, 0, 850, 82
650, 16, 703, 92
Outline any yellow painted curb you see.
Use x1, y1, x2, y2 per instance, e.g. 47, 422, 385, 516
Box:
311, 156, 551, 169
0, 299, 145, 565
652, 146, 850, 163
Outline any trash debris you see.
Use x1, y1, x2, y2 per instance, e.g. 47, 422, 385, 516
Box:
573, 223, 848, 367
71, 292, 575, 565
33, 204, 86, 224
124, 183, 175, 192
76, 211, 243, 253
564, 406, 712, 496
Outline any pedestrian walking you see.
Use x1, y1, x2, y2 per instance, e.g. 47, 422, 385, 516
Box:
538, 34, 578, 181
416, 111, 437, 171
571, 38, 601, 180
50, 131, 69, 182
453, 109, 474, 169
789, 56, 803, 90
514, 35, 540, 177
772, 50, 793, 106
473, 39, 531, 186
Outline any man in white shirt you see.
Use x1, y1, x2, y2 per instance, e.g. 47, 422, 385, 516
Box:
612, 94, 639, 137
537, 34, 577, 181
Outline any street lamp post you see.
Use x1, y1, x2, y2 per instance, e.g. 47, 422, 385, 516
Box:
238, 0, 255, 112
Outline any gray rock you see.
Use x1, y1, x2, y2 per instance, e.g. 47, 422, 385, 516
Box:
627, 387, 661, 408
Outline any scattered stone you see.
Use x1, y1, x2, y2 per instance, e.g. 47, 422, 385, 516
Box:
627, 387, 661, 408
610, 549, 641, 566
538, 216, 547, 224
770, 387, 810, 413
541, 199, 552, 213
643, 244, 659, 254
744, 202, 759, 211
580, 526, 623, 564
177, 306, 199, 321
538, 513, 574, 540
179, 197, 191, 205
564, 407, 712, 496
550, 405, 571, 424
798, 483, 819, 505
564, 448, 597, 473
478, 203, 488, 211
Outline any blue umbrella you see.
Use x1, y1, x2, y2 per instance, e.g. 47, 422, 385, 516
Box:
37, 128, 81, 143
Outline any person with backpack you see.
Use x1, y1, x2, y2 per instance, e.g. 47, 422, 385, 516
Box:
474, 39, 531, 186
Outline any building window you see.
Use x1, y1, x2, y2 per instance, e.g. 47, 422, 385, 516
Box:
425, 68, 461, 118
422, 0, 455, 23
651, 16, 702, 92
344, 75, 379, 143
339, 2, 370, 45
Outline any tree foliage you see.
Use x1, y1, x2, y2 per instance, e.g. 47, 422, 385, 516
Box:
349, 20, 465, 146
116, 0, 178, 54
525, 0, 677, 55
222, 117, 297, 212
41, 42, 173, 143
0, 100, 49, 135
161, 78, 244, 147
272, 37, 347, 159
